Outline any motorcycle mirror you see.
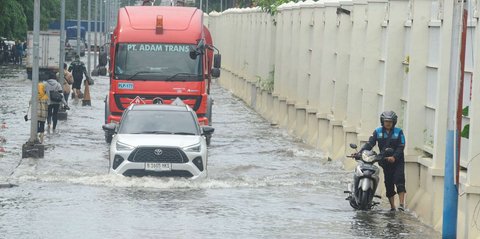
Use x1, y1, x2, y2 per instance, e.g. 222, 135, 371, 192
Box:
349, 143, 357, 149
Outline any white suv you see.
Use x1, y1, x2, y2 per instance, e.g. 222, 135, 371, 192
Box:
103, 104, 214, 179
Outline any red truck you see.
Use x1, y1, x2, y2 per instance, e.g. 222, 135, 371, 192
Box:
104, 6, 220, 144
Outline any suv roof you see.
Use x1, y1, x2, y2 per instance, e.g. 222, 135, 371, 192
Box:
128, 104, 191, 112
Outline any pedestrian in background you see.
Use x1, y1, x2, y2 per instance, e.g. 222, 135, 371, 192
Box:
23, 40, 27, 58
16, 41, 23, 65
68, 55, 88, 100
10, 43, 16, 64
36, 81, 48, 142
45, 71, 69, 131
57, 63, 74, 106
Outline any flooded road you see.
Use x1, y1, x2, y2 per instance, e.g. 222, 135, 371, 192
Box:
0, 63, 440, 238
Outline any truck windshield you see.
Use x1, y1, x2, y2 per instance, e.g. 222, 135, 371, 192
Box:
114, 43, 202, 81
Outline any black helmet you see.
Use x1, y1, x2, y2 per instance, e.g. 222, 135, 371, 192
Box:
380, 111, 398, 127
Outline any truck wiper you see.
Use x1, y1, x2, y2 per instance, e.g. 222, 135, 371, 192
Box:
127, 71, 158, 80
165, 73, 201, 81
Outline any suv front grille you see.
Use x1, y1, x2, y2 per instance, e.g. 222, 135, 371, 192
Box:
128, 147, 188, 163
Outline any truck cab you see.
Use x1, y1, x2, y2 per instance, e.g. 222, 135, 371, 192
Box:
105, 6, 220, 144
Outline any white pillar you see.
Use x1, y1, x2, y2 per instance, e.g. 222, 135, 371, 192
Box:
308, 1, 326, 112
345, 0, 367, 131
403, 0, 431, 156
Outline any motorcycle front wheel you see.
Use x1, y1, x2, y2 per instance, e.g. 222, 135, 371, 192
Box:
358, 189, 372, 210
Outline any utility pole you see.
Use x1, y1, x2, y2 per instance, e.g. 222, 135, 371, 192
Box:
77, 0, 82, 56
22, 0, 44, 159
59, 0, 65, 86
105, 0, 110, 37
57, 0, 68, 120
94, 0, 98, 72
87, 0, 92, 75
443, 0, 467, 237
99, 0, 103, 47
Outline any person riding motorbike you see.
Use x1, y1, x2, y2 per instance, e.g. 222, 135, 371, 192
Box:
353, 111, 406, 211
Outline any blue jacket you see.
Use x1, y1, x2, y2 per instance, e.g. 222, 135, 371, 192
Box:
361, 127, 406, 163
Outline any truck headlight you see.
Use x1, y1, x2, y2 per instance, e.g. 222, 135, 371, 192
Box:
183, 143, 201, 152
116, 141, 135, 151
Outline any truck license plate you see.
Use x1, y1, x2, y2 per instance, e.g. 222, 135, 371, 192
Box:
145, 163, 171, 171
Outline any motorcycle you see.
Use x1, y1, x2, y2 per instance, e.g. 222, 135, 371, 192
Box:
344, 143, 394, 210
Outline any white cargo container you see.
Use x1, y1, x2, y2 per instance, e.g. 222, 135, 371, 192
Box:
26, 30, 60, 80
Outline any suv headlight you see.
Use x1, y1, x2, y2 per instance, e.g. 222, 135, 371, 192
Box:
116, 141, 135, 151
183, 143, 201, 152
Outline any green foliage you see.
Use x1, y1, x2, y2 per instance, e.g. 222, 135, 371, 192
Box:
461, 124, 470, 139
254, 0, 297, 15
0, 0, 61, 40
461, 106, 470, 139
256, 69, 275, 93
462, 106, 469, 116
0, 0, 27, 39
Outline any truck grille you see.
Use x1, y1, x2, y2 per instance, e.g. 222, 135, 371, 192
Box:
114, 94, 202, 111
127, 147, 188, 163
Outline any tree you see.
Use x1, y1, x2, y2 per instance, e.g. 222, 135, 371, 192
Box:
0, 0, 28, 39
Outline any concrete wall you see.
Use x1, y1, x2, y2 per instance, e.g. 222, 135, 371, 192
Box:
208, 0, 480, 237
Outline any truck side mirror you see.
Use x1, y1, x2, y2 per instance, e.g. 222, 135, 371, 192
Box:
202, 126, 215, 135
102, 123, 117, 133
189, 50, 198, 60
214, 54, 221, 68
211, 68, 220, 78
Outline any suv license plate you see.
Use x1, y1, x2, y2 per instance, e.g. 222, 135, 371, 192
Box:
145, 163, 171, 171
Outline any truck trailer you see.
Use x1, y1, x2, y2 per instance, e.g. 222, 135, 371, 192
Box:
26, 30, 60, 81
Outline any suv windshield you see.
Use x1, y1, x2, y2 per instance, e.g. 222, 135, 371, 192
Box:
114, 43, 202, 81
119, 110, 199, 135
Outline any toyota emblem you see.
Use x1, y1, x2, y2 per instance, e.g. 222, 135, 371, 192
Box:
154, 149, 163, 156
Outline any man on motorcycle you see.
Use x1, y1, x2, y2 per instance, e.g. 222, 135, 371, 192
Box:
358, 111, 406, 211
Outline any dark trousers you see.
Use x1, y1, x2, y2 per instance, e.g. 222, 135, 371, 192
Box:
64, 92, 70, 104
382, 162, 406, 198
47, 104, 60, 129
37, 121, 45, 133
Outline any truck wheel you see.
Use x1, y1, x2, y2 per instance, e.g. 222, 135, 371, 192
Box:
206, 96, 213, 126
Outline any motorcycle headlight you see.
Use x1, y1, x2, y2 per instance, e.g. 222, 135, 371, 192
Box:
116, 141, 135, 151
183, 143, 201, 152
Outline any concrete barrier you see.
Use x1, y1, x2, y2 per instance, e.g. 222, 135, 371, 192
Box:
209, 1, 480, 237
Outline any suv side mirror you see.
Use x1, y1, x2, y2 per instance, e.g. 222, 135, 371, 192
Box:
202, 126, 215, 135
102, 123, 117, 133
213, 54, 221, 68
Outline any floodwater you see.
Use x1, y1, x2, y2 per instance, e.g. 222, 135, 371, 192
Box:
0, 62, 440, 238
